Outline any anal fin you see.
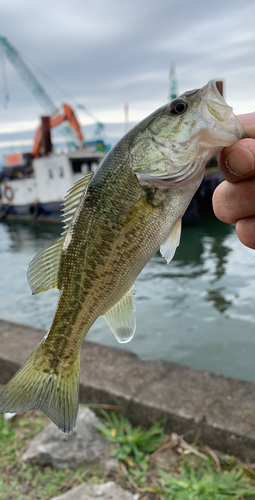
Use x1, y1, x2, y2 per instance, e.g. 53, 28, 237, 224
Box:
160, 217, 182, 264
103, 286, 136, 343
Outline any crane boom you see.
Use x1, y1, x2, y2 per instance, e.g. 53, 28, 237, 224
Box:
0, 36, 56, 114
0, 36, 84, 149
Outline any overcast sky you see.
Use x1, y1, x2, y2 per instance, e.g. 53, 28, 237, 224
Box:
0, 0, 255, 155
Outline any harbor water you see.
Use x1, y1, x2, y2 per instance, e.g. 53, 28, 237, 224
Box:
0, 215, 254, 382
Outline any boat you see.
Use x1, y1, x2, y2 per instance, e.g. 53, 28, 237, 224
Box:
0, 103, 108, 221
0, 146, 106, 221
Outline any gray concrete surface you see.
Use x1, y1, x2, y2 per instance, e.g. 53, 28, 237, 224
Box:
0, 319, 255, 461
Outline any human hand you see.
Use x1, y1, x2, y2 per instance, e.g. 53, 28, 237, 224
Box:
212, 113, 255, 250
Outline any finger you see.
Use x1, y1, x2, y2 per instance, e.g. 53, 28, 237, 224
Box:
212, 176, 255, 224
217, 138, 255, 183
217, 113, 255, 183
236, 216, 255, 250
238, 112, 255, 139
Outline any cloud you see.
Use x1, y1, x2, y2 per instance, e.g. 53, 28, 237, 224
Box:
0, 0, 254, 148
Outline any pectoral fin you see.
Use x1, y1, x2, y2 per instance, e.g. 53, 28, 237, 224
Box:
160, 217, 182, 264
135, 170, 182, 189
103, 286, 136, 343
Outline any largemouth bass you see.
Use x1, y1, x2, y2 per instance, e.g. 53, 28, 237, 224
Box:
0, 81, 245, 432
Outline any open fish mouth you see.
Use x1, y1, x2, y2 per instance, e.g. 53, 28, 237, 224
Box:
202, 81, 233, 121
199, 80, 247, 145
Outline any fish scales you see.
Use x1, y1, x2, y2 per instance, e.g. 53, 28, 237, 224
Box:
54, 157, 158, 344
40, 149, 148, 364
0, 81, 246, 432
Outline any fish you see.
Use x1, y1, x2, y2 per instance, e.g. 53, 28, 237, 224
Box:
0, 81, 246, 432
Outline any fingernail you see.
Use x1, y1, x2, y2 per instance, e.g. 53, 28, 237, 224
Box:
226, 146, 254, 175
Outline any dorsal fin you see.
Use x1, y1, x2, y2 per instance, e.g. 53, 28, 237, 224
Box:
61, 171, 94, 232
27, 171, 94, 295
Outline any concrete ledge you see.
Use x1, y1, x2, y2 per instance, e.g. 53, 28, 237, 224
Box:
0, 319, 255, 461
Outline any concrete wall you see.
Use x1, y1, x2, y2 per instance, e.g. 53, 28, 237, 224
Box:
0, 319, 255, 460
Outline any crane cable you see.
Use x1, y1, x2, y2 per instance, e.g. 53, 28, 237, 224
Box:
0, 39, 104, 141
20, 50, 103, 127
15, 49, 104, 137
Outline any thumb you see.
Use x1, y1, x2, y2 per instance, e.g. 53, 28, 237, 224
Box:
217, 112, 255, 183
217, 139, 255, 183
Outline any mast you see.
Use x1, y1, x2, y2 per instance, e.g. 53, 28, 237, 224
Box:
169, 62, 178, 100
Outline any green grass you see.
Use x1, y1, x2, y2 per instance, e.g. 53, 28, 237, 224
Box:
95, 411, 255, 499
158, 464, 255, 499
95, 410, 164, 463
1, 409, 255, 500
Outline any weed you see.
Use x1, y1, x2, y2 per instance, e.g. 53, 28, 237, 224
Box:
0, 413, 15, 441
1, 409, 255, 499
158, 462, 255, 499
95, 410, 164, 464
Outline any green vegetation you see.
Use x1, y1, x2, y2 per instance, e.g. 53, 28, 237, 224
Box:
158, 465, 255, 499
95, 410, 164, 463
96, 411, 255, 499
0, 409, 255, 499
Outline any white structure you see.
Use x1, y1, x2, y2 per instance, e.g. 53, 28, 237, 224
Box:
0, 149, 104, 219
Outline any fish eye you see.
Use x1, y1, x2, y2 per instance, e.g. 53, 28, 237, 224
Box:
169, 99, 188, 115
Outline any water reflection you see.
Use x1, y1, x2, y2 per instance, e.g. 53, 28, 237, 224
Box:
173, 214, 234, 313
210, 238, 231, 283
1, 220, 61, 253
207, 288, 232, 313
0, 215, 238, 316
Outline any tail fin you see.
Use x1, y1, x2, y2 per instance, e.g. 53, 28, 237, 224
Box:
0, 344, 80, 433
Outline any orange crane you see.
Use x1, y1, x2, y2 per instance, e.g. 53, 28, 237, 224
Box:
32, 103, 84, 158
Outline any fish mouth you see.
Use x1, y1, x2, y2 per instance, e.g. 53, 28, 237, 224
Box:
202, 81, 232, 121
199, 80, 247, 145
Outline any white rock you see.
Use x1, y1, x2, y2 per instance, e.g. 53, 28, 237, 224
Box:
51, 481, 140, 500
22, 407, 112, 469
